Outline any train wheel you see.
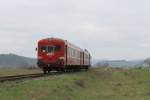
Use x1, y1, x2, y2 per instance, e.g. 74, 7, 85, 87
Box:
43, 69, 47, 74
63, 68, 67, 72
85, 66, 89, 71
48, 69, 51, 73
48, 70, 50, 73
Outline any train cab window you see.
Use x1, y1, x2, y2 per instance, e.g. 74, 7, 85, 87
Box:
47, 45, 61, 53
41, 46, 47, 52
41, 45, 61, 53
48, 46, 54, 53
54, 45, 61, 52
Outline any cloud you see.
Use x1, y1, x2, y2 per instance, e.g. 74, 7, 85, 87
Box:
0, 0, 149, 60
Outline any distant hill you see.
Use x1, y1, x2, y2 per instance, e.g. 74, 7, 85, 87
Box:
0, 53, 148, 68
93, 59, 145, 68
0, 54, 37, 68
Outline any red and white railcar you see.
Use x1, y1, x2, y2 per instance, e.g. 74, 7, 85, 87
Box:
37, 37, 91, 73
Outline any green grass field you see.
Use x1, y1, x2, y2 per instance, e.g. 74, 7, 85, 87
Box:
0, 67, 150, 100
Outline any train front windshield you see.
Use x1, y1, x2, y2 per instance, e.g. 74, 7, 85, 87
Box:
41, 45, 61, 53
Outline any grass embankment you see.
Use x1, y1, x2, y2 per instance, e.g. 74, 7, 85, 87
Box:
0, 67, 150, 100
0, 68, 42, 76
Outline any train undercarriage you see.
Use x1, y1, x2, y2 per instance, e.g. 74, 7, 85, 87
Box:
38, 61, 90, 74
41, 65, 89, 74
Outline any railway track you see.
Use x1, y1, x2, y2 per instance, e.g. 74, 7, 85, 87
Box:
0, 70, 83, 82
0, 73, 48, 82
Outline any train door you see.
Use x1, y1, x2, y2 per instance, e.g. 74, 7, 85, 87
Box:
83, 52, 84, 65
80, 52, 83, 66
89, 54, 91, 66
65, 45, 68, 66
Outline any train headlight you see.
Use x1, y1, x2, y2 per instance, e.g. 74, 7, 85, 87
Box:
47, 53, 54, 56
38, 56, 43, 59
59, 57, 65, 60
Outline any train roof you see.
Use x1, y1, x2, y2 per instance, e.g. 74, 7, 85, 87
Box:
38, 37, 65, 43
38, 37, 90, 53
65, 40, 90, 53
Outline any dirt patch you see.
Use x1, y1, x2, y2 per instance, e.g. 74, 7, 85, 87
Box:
74, 80, 85, 88
93, 70, 112, 79
137, 81, 143, 84
147, 92, 150, 96
116, 83, 122, 86
113, 82, 122, 87
65, 85, 74, 92
65, 97, 71, 100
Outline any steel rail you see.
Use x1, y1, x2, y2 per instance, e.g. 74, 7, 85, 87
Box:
0, 73, 47, 82
0, 70, 84, 82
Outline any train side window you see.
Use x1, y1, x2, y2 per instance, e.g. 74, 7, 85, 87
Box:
74, 49, 76, 58
69, 48, 71, 56
75, 50, 77, 58
73, 49, 76, 57
68, 47, 69, 56
68, 47, 72, 57
71, 48, 73, 57
85, 54, 87, 59
78, 51, 80, 58
74, 50, 76, 58
68, 47, 71, 57
85, 54, 89, 59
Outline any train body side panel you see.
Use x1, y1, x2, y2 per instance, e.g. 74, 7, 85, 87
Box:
65, 41, 84, 67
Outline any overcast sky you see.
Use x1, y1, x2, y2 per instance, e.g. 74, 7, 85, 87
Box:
0, 0, 149, 60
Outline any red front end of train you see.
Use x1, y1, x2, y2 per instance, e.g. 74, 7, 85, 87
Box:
37, 38, 91, 73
